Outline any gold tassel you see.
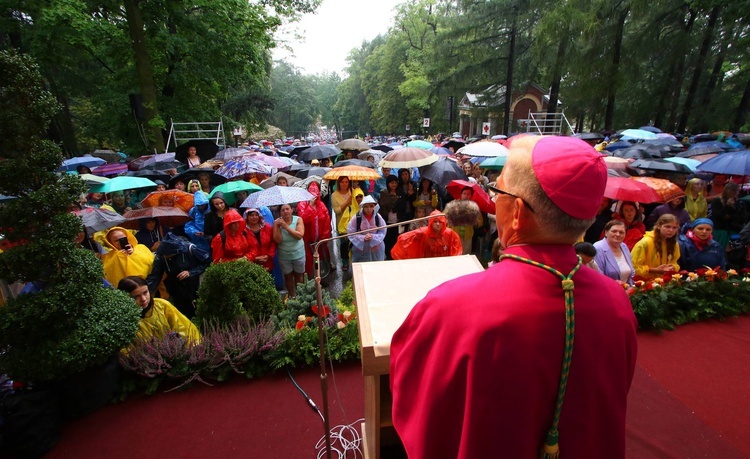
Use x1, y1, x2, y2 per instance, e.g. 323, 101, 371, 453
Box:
539, 431, 560, 459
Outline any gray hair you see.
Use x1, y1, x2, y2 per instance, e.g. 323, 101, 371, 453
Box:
503, 136, 594, 241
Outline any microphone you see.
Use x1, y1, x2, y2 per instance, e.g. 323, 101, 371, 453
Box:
444, 200, 482, 227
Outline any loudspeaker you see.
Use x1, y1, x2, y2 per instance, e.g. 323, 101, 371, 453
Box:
129, 94, 146, 121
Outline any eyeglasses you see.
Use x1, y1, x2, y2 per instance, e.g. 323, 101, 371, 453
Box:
487, 184, 534, 213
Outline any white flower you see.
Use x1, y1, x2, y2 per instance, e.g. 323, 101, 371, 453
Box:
298, 315, 306, 322
343, 310, 352, 320
336, 321, 346, 329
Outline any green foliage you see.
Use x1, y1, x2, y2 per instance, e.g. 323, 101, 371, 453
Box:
195, 260, 283, 326
0, 287, 141, 382
268, 322, 360, 369
336, 280, 355, 312
630, 271, 750, 331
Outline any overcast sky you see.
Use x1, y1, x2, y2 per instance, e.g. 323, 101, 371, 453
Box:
272, 0, 404, 76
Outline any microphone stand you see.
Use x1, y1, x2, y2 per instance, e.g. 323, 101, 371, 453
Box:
311, 213, 443, 459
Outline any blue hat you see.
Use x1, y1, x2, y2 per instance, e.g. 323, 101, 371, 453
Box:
692, 218, 713, 228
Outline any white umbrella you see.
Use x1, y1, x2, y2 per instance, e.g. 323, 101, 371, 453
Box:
456, 141, 510, 157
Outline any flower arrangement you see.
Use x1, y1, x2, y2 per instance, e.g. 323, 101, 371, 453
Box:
628, 267, 750, 331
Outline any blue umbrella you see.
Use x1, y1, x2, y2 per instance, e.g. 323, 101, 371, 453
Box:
240, 186, 314, 208
0, 194, 18, 203
663, 157, 701, 172
696, 150, 750, 175
430, 146, 453, 156
638, 126, 662, 133
59, 156, 106, 172
603, 140, 633, 151
619, 129, 658, 141
480, 156, 507, 170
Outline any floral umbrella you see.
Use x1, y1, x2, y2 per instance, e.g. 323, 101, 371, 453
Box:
121, 206, 191, 230
140, 190, 194, 212
323, 165, 382, 181
215, 157, 274, 179
240, 186, 314, 208
379, 147, 439, 168
631, 177, 685, 202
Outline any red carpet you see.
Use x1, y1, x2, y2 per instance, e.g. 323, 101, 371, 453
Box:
3, 317, 748, 458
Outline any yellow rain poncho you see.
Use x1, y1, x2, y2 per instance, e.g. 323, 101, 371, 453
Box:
122, 298, 201, 355
101, 226, 154, 287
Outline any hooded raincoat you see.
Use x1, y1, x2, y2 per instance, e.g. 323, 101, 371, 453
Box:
685, 178, 708, 221
210, 209, 256, 263
245, 210, 277, 272
296, 182, 332, 275
630, 229, 681, 278
101, 227, 154, 288
391, 211, 463, 260
122, 297, 200, 355
346, 197, 386, 262
185, 191, 210, 252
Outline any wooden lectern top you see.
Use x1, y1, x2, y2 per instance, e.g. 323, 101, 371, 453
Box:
353, 255, 484, 376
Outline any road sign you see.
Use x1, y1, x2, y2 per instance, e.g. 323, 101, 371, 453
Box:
423, 118, 430, 128
482, 122, 491, 136
406, 124, 410, 131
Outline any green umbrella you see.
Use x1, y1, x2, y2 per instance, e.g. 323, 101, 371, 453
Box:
479, 156, 507, 170
404, 140, 434, 150
209, 181, 263, 205
89, 176, 157, 194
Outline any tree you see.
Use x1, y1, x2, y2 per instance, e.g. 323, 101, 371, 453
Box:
270, 60, 319, 137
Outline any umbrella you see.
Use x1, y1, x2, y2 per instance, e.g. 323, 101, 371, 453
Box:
174, 139, 220, 164
491, 134, 508, 140
445, 180, 495, 214
323, 166, 381, 181
141, 152, 176, 168
572, 132, 605, 142
291, 175, 328, 197
78, 174, 110, 187
259, 172, 302, 189
404, 140, 434, 150
209, 181, 263, 205
370, 145, 393, 153
631, 177, 685, 202
76, 207, 125, 235
679, 141, 733, 157
121, 206, 191, 230
140, 190, 194, 212
629, 159, 693, 174
169, 168, 227, 189
479, 156, 507, 170
214, 148, 250, 162
687, 153, 719, 163
638, 126, 662, 133
240, 186, 314, 208
358, 150, 386, 162
643, 137, 685, 152
296, 145, 341, 163
333, 159, 376, 169
696, 150, 750, 176
139, 160, 185, 172
430, 146, 454, 156
442, 139, 466, 152
456, 141, 510, 157
89, 176, 157, 194
612, 145, 661, 160
215, 158, 274, 179
419, 157, 467, 188
0, 194, 18, 203
603, 140, 634, 152
663, 157, 701, 173
604, 177, 662, 203
336, 139, 370, 151
245, 153, 289, 169
618, 129, 659, 141
124, 169, 171, 183
59, 156, 107, 172
91, 163, 129, 177
379, 148, 439, 168
294, 167, 331, 179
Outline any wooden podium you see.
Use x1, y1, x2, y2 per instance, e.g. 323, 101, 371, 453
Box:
352, 255, 484, 459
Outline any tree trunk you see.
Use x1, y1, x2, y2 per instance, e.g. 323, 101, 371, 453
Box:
677, 5, 721, 133
502, 12, 517, 135
546, 36, 567, 133
653, 60, 677, 129
604, 8, 629, 131
666, 7, 696, 132
694, 19, 734, 132
731, 72, 750, 132
123, 0, 165, 153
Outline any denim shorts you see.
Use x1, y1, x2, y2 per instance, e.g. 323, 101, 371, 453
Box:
279, 256, 305, 275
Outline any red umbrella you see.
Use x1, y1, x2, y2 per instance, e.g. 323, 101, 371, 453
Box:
121, 206, 191, 230
446, 180, 495, 214
605, 177, 662, 203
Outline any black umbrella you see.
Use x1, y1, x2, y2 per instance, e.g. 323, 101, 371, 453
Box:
572, 132, 605, 142
125, 169, 171, 183
333, 159, 376, 169
643, 138, 685, 153
613, 144, 667, 160
370, 144, 394, 153
630, 159, 692, 174
419, 157, 468, 188
296, 145, 341, 163
294, 167, 331, 179
140, 160, 186, 171
174, 139, 220, 165
290, 146, 311, 157
169, 168, 227, 188
442, 139, 466, 152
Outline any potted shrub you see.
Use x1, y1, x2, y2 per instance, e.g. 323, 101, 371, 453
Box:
0, 50, 140, 418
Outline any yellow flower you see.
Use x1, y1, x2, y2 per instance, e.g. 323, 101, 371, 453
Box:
687, 273, 699, 281
704, 267, 717, 277
728, 269, 738, 276
652, 277, 664, 284
671, 273, 683, 282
